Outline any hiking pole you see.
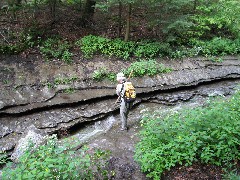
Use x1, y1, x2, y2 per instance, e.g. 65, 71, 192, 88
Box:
114, 70, 134, 106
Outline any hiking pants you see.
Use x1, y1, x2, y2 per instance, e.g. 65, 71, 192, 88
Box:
120, 100, 132, 129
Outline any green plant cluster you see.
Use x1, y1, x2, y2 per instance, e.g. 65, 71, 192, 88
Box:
164, 37, 240, 59
134, 91, 240, 180
2, 32, 240, 61
124, 59, 172, 77
76, 35, 173, 60
1, 135, 110, 180
0, 26, 44, 55
223, 170, 240, 180
137, 42, 171, 58
76, 35, 135, 60
92, 59, 172, 82
53, 76, 78, 85
77, 35, 240, 60
40, 38, 73, 63
0, 151, 8, 166
44, 76, 78, 88
92, 67, 115, 82
2, 32, 240, 63
190, 38, 240, 57
0, 44, 24, 54
43, 76, 78, 93
223, 168, 240, 180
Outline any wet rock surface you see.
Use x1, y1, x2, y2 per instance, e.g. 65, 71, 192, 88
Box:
1, 55, 240, 152
10, 125, 48, 163
84, 85, 236, 179
0, 55, 240, 179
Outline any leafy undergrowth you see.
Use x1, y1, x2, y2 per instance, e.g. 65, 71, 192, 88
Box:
92, 59, 172, 82
1, 135, 111, 180
135, 90, 240, 179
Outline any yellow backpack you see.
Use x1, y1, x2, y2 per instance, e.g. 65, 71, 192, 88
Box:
124, 82, 136, 103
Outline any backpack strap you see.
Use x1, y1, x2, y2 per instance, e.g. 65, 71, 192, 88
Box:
119, 81, 125, 100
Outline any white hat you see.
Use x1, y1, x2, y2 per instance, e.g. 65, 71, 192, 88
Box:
116, 72, 126, 81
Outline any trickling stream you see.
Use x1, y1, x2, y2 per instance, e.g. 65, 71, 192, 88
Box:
1, 55, 240, 178
59, 79, 240, 149
0, 77, 240, 179
59, 79, 239, 180
0, 78, 239, 154
1, 53, 240, 179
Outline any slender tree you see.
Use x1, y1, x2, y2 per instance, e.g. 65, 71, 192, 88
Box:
49, 0, 57, 23
96, 0, 138, 41
124, 2, 131, 41
117, 0, 123, 37
81, 0, 96, 27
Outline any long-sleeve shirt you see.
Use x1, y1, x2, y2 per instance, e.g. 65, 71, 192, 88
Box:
116, 83, 125, 101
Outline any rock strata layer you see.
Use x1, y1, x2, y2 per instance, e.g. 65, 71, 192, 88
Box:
0, 55, 240, 153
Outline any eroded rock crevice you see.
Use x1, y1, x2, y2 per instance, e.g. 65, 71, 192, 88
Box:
1, 55, 240, 154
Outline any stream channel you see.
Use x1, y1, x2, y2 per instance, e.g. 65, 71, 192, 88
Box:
1, 78, 239, 179
67, 79, 240, 145
1, 54, 240, 179
73, 79, 240, 180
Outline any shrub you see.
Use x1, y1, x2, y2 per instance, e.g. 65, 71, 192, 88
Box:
0, 26, 43, 55
223, 170, 240, 180
189, 37, 240, 57
76, 35, 136, 60
93, 67, 109, 81
77, 35, 240, 60
124, 59, 172, 77
0, 44, 24, 54
91, 59, 172, 82
170, 46, 198, 59
0, 151, 8, 167
134, 42, 161, 58
1, 135, 110, 180
110, 39, 135, 60
77, 35, 173, 60
75, 35, 109, 59
92, 67, 115, 82
40, 38, 73, 63
134, 91, 240, 180
190, 0, 240, 40
54, 76, 78, 85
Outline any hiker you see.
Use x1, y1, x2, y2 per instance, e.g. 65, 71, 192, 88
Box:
116, 72, 133, 131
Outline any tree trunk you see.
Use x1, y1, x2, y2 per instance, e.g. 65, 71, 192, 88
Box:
49, 0, 57, 23
81, 0, 96, 27
117, 1, 122, 38
124, 3, 131, 42
33, 0, 37, 19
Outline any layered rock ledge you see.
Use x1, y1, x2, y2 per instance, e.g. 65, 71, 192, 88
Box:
1, 55, 240, 153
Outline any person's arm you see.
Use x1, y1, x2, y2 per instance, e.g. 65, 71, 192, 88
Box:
116, 84, 121, 96
116, 83, 124, 97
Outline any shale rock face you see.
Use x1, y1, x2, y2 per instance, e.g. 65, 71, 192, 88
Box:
10, 125, 47, 163
0, 55, 240, 153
